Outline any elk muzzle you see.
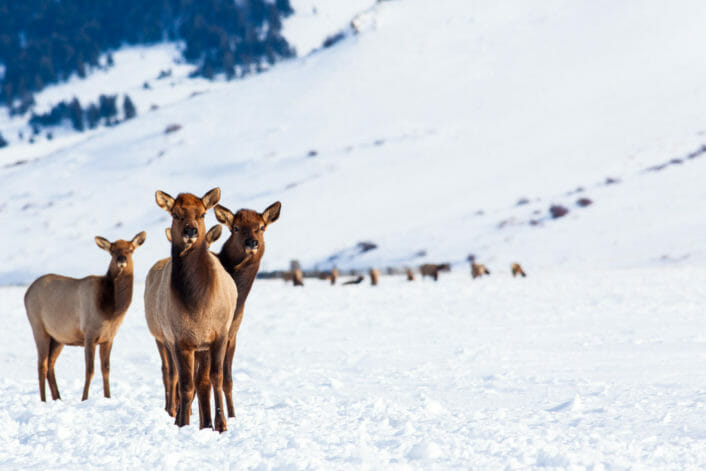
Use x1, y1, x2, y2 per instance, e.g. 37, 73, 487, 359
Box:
116, 255, 128, 269
245, 238, 259, 254
183, 225, 198, 244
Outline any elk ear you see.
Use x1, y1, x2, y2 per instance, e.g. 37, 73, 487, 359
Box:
206, 225, 222, 246
95, 236, 112, 252
201, 187, 221, 210
155, 190, 175, 212
214, 204, 234, 227
164, 228, 172, 242
131, 231, 147, 249
262, 201, 281, 225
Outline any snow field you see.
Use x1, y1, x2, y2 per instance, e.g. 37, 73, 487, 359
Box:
2, 267, 706, 468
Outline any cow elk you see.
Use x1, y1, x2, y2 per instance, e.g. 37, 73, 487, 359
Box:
330, 268, 339, 285
211, 201, 281, 418
25, 231, 146, 401
369, 268, 380, 286
144, 188, 237, 432
511, 263, 527, 277
406, 268, 416, 281
471, 262, 491, 279
420, 263, 451, 281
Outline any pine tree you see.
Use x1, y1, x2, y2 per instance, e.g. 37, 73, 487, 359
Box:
123, 95, 137, 120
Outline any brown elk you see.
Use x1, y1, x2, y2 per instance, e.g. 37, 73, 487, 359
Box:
209, 201, 281, 419
330, 268, 339, 285
25, 231, 146, 401
144, 188, 237, 432
292, 267, 304, 286
369, 268, 380, 286
406, 268, 416, 281
471, 262, 491, 279
511, 263, 527, 277
420, 263, 451, 281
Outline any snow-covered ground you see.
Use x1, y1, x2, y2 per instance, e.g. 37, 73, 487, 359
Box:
3, 269, 706, 469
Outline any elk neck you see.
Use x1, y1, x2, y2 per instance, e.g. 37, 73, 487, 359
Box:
99, 265, 134, 318
170, 239, 214, 311
218, 240, 262, 308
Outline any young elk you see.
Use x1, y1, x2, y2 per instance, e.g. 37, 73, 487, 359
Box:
471, 262, 491, 279
144, 188, 237, 432
25, 231, 146, 401
211, 201, 281, 418
511, 263, 527, 277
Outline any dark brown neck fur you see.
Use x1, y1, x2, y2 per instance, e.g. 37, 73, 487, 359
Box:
218, 238, 263, 312
171, 241, 214, 312
98, 268, 133, 318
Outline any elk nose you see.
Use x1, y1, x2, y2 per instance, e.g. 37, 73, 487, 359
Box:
245, 239, 258, 249
117, 255, 127, 264
183, 226, 198, 239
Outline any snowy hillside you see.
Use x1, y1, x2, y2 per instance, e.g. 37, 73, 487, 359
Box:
2, 0, 706, 283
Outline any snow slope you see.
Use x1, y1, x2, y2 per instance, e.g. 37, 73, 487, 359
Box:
3, 269, 706, 469
2, 0, 706, 284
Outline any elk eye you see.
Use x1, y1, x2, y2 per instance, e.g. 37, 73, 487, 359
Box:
200, 214, 205, 219
260, 226, 265, 231
232, 226, 239, 233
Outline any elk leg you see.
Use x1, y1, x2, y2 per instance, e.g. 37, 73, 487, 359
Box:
35, 332, 50, 402
174, 346, 195, 427
47, 337, 64, 400
195, 351, 212, 429
99, 340, 113, 398
211, 337, 228, 433
81, 339, 97, 401
223, 337, 237, 418
167, 345, 180, 417
156, 340, 172, 414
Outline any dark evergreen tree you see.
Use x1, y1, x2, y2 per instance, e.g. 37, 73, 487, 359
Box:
86, 103, 100, 129
123, 95, 136, 120
0, 131, 8, 148
98, 94, 118, 124
69, 97, 84, 131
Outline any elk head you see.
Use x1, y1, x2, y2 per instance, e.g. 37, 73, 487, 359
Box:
155, 188, 221, 256
95, 231, 146, 276
214, 201, 281, 263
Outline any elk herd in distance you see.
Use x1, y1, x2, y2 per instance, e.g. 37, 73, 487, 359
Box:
281, 259, 527, 286
22, 186, 526, 432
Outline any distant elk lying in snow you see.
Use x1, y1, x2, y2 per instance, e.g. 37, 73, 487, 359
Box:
343, 275, 365, 285
511, 263, 527, 277
25, 231, 146, 401
471, 262, 491, 279
420, 263, 451, 281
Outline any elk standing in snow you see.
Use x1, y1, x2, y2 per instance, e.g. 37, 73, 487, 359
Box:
511, 263, 527, 277
330, 268, 339, 285
471, 262, 491, 279
144, 188, 236, 432
209, 201, 281, 418
420, 263, 451, 281
369, 268, 380, 286
25, 231, 146, 401
406, 268, 416, 281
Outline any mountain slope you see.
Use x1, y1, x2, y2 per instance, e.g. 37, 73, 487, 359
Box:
2, 0, 706, 283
